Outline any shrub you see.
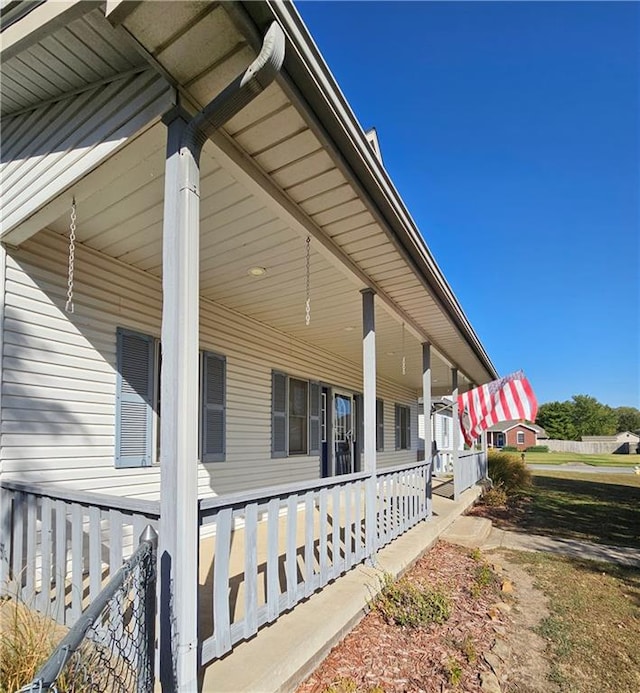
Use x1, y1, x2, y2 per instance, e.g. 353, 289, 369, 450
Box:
373, 574, 451, 627
460, 635, 477, 664
445, 657, 463, 686
481, 484, 508, 507
502, 445, 518, 452
526, 445, 549, 453
323, 678, 358, 693
488, 449, 532, 493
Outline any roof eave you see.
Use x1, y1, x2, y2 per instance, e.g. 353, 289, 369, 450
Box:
239, 0, 498, 383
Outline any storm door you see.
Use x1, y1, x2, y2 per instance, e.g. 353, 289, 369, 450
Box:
334, 391, 355, 475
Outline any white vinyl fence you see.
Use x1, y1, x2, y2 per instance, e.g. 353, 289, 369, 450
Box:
544, 439, 639, 455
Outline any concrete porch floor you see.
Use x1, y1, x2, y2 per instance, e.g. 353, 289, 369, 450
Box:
200, 484, 482, 693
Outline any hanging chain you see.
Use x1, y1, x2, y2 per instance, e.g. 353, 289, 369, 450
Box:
304, 236, 311, 326
65, 197, 77, 314
401, 322, 406, 375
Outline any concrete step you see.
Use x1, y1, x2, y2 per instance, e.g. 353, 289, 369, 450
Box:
440, 515, 493, 549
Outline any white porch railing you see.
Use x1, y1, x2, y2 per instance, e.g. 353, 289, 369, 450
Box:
452, 451, 488, 500
1, 461, 432, 667
0, 480, 160, 627
198, 460, 431, 665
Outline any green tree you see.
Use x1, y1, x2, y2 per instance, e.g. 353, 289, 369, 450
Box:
536, 401, 576, 440
537, 395, 621, 440
570, 395, 617, 438
615, 406, 640, 433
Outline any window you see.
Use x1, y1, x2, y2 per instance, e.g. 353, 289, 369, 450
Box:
271, 371, 320, 458
395, 404, 411, 450
289, 378, 308, 455
115, 328, 226, 467
376, 399, 384, 451
516, 431, 525, 445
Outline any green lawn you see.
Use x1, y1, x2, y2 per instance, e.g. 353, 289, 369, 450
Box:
524, 450, 640, 466
515, 470, 640, 549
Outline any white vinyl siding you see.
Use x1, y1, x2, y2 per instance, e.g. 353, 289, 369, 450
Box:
1, 230, 418, 499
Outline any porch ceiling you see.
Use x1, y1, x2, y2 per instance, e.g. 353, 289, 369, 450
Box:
0, 7, 146, 117
8, 0, 489, 394
46, 123, 459, 393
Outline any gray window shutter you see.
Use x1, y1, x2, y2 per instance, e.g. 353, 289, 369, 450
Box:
202, 352, 225, 462
115, 329, 155, 468
272, 371, 288, 458
405, 407, 411, 449
395, 404, 401, 450
376, 399, 384, 452
309, 381, 321, 456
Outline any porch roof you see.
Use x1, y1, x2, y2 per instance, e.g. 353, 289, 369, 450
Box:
0, 0, 498, 395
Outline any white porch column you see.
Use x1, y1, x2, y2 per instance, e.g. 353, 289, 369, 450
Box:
159, 112, 199, 691
451, 367, 460, 472
422, 343, 433, 517
361, 289, 377, 556
0, 243, 7, 594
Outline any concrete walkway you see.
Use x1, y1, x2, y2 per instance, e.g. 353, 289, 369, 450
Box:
201, 485, 482, 693
528, 463, 637, 475
441, 514, 640, 569
482, 527, 640, 568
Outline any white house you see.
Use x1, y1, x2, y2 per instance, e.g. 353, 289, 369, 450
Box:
418, 396, 466, 474
0, 1, 497, 688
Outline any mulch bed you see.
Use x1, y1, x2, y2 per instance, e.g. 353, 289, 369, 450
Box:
467, 493, 531, 530
297, 541, 508, 693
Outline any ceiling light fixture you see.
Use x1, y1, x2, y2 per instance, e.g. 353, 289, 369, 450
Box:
247, 266, 266, 277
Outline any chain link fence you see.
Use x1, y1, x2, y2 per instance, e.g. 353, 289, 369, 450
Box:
20, 526, 157, 693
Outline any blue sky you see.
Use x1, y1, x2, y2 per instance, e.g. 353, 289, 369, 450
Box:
297, 1, 639, 408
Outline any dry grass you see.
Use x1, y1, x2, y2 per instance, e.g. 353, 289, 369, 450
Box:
0, 595, 66, 693
504, 550, 640, 692
471, 470, 640, 550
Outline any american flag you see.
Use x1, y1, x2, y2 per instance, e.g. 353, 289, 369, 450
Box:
457, 371, 538, 446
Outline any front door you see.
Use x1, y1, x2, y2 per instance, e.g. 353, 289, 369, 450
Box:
334, 391, 355, 475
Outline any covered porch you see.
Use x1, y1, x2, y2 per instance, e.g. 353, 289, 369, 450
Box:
1, 463, 483, 690
0, 1, 496, 689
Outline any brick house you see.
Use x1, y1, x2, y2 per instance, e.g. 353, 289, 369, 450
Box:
486, 421, 545, 451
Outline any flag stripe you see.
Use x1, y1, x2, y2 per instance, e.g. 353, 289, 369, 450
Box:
457, 372, 537, 446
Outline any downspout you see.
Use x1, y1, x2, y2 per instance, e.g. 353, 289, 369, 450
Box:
181, 20, 285, 164
159, 21, 284, 692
